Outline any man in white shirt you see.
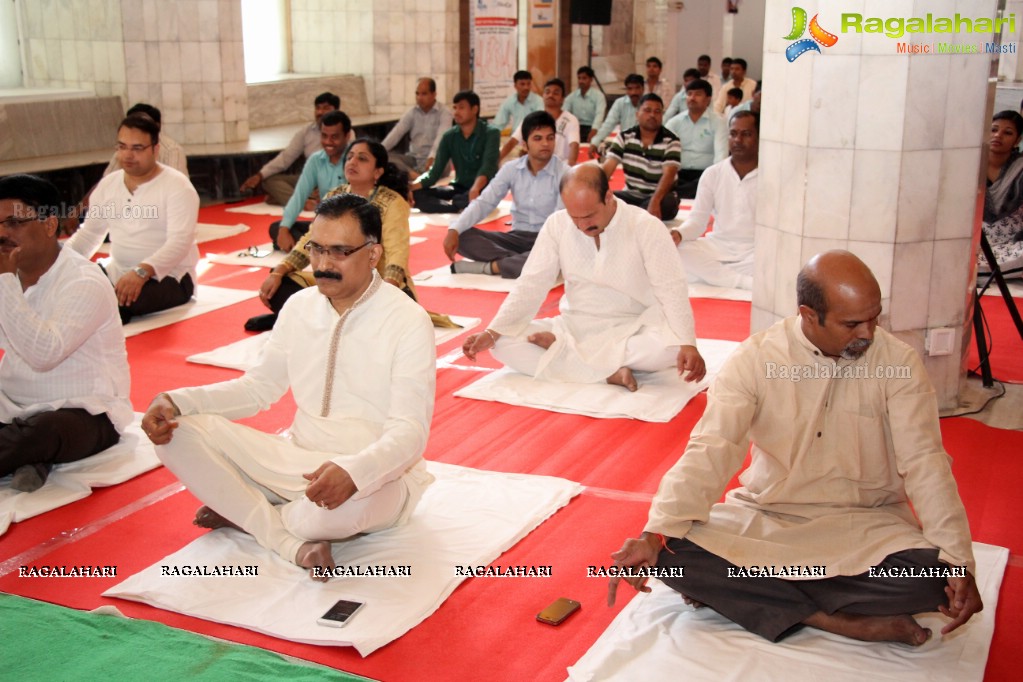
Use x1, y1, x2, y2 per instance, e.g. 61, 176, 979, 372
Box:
0, 174, 131, 492
382, 78, 452, 177
240, 92, 341, 205
501, 78, 580, 165
68, 114, 199, 323
608, 251, 982, 646
696, 55, 722, 97
714, 58, 757, 115
103, 103, 188, 178
671, 111, 759, 290
143, 193, 436, 580
462, 165, 705, 392
564, 66, 606, 142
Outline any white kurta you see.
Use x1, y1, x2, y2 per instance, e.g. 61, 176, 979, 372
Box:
0, 247, 131, 431
646, 317, 977, 578
489, 199, 697, 383
68, 165, 199, 283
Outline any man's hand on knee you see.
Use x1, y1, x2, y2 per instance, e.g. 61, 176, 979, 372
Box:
142, 393, 180, 445
940, 571, 983, 635
607, 532, 662, 606
676, 345, 707, 383
303, 462, 357, 511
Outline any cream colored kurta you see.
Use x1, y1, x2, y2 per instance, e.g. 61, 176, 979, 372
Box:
646, 317, 976, 577
488, 199, 697, 383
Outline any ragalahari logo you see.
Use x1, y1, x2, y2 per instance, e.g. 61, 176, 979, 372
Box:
785, 7, 838, 61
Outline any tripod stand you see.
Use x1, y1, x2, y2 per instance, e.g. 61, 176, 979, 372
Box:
972, 231, 1023, 387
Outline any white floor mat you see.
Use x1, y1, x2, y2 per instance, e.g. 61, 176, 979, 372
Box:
186, 316, 482, 371
103, 461, 581, 656
204, 243, 289, 269
567, 541, 1008, 682
0, 413, 160, 536
453, 338, 739, 422
225, 201, 315, 220
409, 199, 512, 230
123, 286, 256, 338
414, 264, 563, 293
687, 283, 752, 301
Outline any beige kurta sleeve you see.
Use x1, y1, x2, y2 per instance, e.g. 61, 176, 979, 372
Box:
374, 188, 413, 294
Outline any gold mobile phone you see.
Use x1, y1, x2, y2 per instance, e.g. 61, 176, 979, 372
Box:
537, 597, 581, 626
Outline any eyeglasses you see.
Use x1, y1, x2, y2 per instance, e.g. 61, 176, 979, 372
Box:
0, 216, 43, 229
115, 143, 154, 153
306, 240, 373, 260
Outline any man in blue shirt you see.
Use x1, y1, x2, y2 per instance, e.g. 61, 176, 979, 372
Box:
664, 79, 727, 199
491, 70, 543, 134
591, 74, 645, 157
445, 111, 567, 279
269, 110, 351, 251
564, 66, 607, 142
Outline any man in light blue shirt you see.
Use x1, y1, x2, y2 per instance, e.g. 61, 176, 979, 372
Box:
564, 66, 607, 142
445, 111, 567, 279
664, 79, 727, 199
269, 110, 350, 252
591, 74, 645, 155
491, 70, 543, 134
664, 68, 701, 120
382, 77, 452, 176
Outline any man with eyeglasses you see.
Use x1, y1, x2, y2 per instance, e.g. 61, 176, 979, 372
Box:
0, 174, 131, 492
142, 193, 435, 581
66, 113, 199, 324
601, 93, 682, 220
669, 111, 759, 291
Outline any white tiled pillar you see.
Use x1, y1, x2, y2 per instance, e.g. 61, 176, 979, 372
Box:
755, 0, 997, 409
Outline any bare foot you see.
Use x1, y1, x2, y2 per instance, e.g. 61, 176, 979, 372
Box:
606, 367, 638, 392
803, 611, 932, 646
527, 331, 556, 349
297, 540, 336, 582
193, 506, 242, 531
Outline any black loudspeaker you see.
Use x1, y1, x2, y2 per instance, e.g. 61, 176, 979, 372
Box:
570, 0, 612, 25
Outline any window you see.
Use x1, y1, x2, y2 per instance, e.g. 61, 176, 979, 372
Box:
241, 0, 289, 83
0, 0, 22, 87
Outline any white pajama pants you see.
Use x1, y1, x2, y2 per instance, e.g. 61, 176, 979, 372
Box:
678, 238, 754, 290
491, 319, 678, 379
156, 414, 409, 564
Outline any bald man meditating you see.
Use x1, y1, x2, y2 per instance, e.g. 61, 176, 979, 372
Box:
608, 251, 982, 646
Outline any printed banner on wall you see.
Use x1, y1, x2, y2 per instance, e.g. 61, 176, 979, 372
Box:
471, 0, 518, 113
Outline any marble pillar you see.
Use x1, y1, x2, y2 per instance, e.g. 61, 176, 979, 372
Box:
754, 0, 998, 409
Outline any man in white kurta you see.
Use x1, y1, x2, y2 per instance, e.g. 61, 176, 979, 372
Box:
67, 114, 199, 323
608, 251, 982, 646
0, 174, 131, 492
670, 111, 758, 290
142, 194, 435, 579
462, 165, 705, 391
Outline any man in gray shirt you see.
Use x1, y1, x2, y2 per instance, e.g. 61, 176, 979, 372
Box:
382, 78, 452, 178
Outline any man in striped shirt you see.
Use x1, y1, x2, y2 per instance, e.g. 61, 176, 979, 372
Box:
601, 94, 681, 220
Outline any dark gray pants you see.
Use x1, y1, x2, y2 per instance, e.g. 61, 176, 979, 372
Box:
657, 538, 949, 642
120, 273, 194, 324
0, 409, 119, 477
413, 184, 470, 213
458, 229, 539, 279
614, 188, 680, 221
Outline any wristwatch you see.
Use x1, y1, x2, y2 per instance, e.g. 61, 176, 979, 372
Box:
132, 266, 151, 280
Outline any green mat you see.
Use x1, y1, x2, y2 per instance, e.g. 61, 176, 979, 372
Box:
2, 593, 375, 681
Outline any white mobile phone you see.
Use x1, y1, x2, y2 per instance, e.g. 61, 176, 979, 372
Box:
316, 599, 364, 628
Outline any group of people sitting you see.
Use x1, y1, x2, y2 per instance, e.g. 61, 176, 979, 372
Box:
0, 53, 988, 652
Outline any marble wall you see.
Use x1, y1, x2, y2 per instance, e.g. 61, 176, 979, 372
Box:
754, 0, 997, 409
289, 0, 461, 115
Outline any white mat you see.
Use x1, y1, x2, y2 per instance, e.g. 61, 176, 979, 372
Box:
980, 279, 1023, 298
568, 541, 1008, 682
409, 199, 513, 230
414, 264, 563, 293
186, 316, 482, 371
453, 338, 740, 422
687, 283, 752, 302
225, 201, 315, 220
0, 413, 160, 536
104, 461, 581, 656
204, 243, 289, 269
123, 286, 256, 338
90, 223, 250, 256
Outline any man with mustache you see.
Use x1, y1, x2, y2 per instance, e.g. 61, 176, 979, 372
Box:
142, 193, 435, 581
462, 164, 705, 392
609, 251, 983, 647
0, 174, 131, 492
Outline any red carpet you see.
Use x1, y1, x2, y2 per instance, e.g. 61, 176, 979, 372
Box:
966, 294, 1023, 384
2, 199, 1020, 681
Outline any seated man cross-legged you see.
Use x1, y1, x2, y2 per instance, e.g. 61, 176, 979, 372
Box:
144, 194, 436, 580
445, 111, 568, 279
0, 174, 131, 492
608, 251, 983, 646
462, 165, 705, 392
